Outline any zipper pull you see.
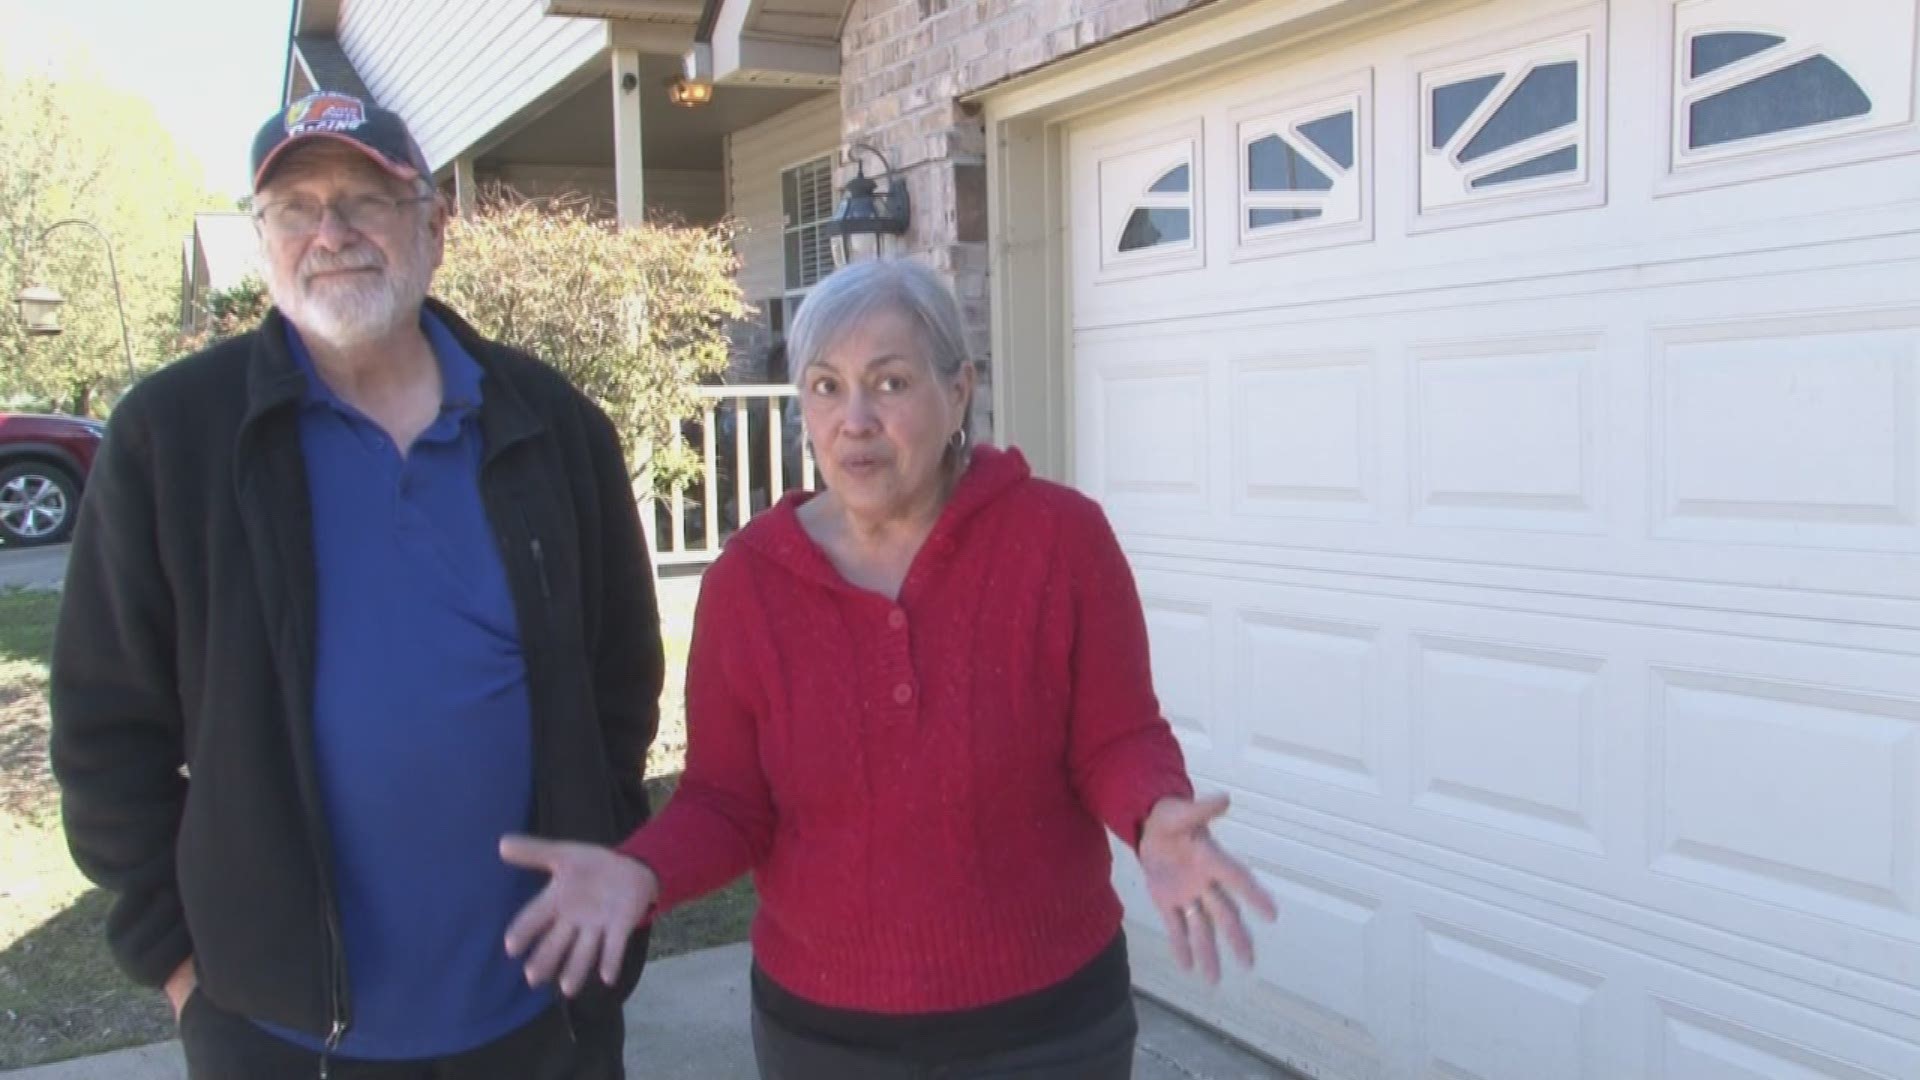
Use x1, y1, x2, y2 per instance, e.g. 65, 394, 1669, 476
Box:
530, 538, 552, 599
319, 1019, 345, 1079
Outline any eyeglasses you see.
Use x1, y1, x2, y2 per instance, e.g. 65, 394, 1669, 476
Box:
252, 193, 435, 237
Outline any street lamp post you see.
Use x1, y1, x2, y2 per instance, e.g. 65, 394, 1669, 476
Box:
14, 218, 139, 382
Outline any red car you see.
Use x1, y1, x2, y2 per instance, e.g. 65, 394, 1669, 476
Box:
0, 411, 105, 546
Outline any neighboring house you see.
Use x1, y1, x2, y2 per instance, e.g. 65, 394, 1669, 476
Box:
289, 2, 1920, 1078
179, 212, 266, 331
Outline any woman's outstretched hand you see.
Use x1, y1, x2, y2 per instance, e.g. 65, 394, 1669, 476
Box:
500, 835, 659, 997
1138, 793, 1280, 984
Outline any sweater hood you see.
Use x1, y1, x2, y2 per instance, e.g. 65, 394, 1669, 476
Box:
731, 445, 1033, 591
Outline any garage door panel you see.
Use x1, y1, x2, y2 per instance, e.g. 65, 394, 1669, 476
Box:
1408, 334, 1607, 534
1095, 360, 1212, 508
1066, 0, 1920, 335
1648, 668, 1919, 927
1078, 322, 1920, 603
1651, 310, 1920, 554
1231, 350, 1384, 523
1124, 536, 1920, 655
1125, 818, 1920, 1079
1647, 993, 1915, 1080
1130, 562, 1920, 992
1235, 608, 1390, 795
1115, 828, 1407, 1080
1139, 593, 1220, 763
1411, 915, 1609, 1080
1408, 634, 1608, 857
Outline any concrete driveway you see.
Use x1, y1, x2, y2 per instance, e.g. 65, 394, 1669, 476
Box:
0, 542, 67, 591
1, 943, 1296, 1079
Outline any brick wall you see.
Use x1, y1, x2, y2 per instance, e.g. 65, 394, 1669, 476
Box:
839, 0, 1216, 434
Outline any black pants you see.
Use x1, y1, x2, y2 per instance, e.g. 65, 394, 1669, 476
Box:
178, 992, 624, 1080
750, 997, 1137, 1080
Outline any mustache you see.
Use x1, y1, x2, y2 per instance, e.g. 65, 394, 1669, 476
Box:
300, 248, 385, 282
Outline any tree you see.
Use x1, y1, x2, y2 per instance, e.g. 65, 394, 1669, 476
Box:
0, 62, 220, 415
434, 193, 747, 494
175, 275, 270, 356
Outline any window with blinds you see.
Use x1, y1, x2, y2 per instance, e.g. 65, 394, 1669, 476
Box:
782, 156, 837, 292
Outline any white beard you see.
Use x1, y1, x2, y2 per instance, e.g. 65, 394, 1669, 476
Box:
267, 238, 432, 349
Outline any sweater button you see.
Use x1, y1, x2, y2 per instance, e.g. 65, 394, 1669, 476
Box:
887, 608, 907, 630
892, 683, 913, 705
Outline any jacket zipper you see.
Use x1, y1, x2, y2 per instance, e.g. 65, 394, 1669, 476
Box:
319, 1015, 344, 1079
317, 854, 348, 1078
517, 509, 556, 837
238, 413, 352, 1080
530, 536, 552, 599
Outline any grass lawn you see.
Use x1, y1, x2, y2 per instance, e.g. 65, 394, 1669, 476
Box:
0, 583, 752, 1070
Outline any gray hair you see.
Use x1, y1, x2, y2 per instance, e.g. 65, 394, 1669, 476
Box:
786, 258, 975, 447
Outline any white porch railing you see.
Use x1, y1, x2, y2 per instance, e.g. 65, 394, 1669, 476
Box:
651, 384, 816, 567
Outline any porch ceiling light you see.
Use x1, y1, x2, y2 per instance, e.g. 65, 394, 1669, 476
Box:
667, 76, 713, 108
826, 143, 910, 239
16, 285, 65, 336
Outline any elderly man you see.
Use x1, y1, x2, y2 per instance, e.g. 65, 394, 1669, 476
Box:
49, 92, 662, 1079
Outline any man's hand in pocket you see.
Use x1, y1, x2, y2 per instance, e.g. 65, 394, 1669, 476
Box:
165, 958, 197, 1021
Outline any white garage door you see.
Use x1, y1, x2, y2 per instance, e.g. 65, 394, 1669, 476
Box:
1067, 2, 1920, 1078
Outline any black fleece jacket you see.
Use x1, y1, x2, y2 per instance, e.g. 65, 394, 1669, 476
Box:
49, 300, 664, 1039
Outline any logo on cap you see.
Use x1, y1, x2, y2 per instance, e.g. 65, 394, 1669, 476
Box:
285, 93, 368, 136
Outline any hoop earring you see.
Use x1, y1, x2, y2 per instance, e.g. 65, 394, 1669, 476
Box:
950, 428, 969, 451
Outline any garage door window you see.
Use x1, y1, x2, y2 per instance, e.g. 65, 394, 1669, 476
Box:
1244, 107, 1353, 229
1233, 74, 1372, 256
1096, 123, 1205, 277
1671, 0, 1913, 171
1689, 55, 1870, 149
1120, 165, 1193, 251
1421, 40, 1590, 212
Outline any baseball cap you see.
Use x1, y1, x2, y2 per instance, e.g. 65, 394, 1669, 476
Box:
250, 91, 432, 192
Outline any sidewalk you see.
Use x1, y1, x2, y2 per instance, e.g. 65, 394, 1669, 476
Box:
0, 543, 68, 591
2, 943, 1295, 1079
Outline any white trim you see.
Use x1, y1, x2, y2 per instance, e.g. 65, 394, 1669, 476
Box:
607, 21, 700, 55
986, 114, 1072, 479
294, 47, 319, 92
284, 45, 319, 105
712, 0, 841, 86
975, 0, 1438, 121
613, 47, 647, 225
454, 156, 478, 216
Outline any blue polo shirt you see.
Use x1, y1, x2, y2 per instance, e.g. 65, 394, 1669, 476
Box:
260, 315, 552, 1058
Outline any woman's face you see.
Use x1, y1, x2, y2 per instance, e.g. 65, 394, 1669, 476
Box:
798, 307, 972, 523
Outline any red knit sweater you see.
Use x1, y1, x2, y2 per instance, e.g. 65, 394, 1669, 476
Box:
621, 446, 1193, 1013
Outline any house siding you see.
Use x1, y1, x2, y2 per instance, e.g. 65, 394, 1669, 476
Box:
339, 0, 608, 172
727, 93, 840, 309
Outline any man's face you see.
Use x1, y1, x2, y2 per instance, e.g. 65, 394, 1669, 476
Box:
253, 141, 446, 348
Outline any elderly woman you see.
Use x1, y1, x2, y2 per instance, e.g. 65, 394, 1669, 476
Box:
500, 259, 1276, 1079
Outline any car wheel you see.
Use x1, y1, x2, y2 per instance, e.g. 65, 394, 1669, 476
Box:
0, 461, 80, 546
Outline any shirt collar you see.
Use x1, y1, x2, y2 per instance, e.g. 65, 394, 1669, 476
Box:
283, 310, 486, 418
